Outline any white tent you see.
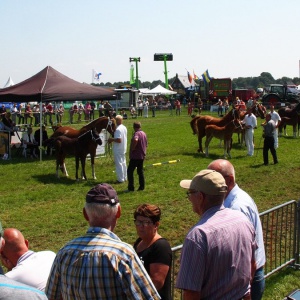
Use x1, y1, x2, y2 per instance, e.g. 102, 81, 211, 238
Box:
3, 76, 14, 88
142, 84, 177, 95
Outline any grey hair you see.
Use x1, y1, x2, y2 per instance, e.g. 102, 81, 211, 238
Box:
84, 202, 119, 228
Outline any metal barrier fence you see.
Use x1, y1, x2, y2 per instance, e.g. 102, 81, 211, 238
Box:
170, 200, 300, 299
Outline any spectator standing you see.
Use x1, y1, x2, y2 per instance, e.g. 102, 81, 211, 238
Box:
108, 115, 127, 183
269, 104, 281, 149
242, 107, 257, 156
45, 103, 54, 125
138, 99, 143, 117
22, 127, 39, 158
45, 183, 160, 300
175, 99, 181, 116
167, 100, 173, 116
84, 102, 91, 121
56, 104, 64, 124
151, 100, 157, 117
10, 103, 18, 124
207, 159, 266, 299
33, 104, 40, 126
24, 104, 33, 126
133, 204, 172, 300
127, 122, 148, 192
247, 97, 254, 109
217, 98, 223, 116
69, 103, 77, 124
187, 102, 193, 116
77, 103, 84, 122
90, 101, 96, 120
17, 104, 24, 125
261, 113, 278, 166
223, 97, 229, 114
0, 228, 56, 291
98, 101, 104, 117
176, 169, 256, 299
143, 98, 149, 117
0, 104, 6, 118
104, 101, 112, 117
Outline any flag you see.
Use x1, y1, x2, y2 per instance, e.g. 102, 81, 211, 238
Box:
187, 71, 193, 84
130, 64, 135, 84
93, 70, 102, 81
202, 69, 211, 84
193, 70, 199, 80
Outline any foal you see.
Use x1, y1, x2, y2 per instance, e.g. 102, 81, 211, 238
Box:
53, 129, 102, 180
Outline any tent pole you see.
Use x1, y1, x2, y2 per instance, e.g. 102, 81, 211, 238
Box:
39, 100, 43, 161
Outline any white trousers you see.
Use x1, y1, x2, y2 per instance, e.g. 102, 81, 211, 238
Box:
245, 129, 254, 156
114, 152, 127, 182
274, 128, 279, 149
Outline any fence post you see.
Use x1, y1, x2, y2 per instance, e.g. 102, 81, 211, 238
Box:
296, 200, 300, 268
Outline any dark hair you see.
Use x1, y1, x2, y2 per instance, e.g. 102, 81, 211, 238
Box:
133, 122, 141, 129
134, 203, 161, 223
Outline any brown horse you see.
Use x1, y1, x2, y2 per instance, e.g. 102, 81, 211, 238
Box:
205, 119, 242, 158
194, 108, 240, 153
278, 103, 300, 137
53, 129, 102, 180
50, 116, 116, 179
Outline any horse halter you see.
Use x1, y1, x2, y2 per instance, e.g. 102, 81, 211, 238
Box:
106, 117, 115, 135
90, 129, 101, 143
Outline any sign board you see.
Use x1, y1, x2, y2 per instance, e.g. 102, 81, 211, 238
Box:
154, 53, 173, 61
87, 129, 107, 158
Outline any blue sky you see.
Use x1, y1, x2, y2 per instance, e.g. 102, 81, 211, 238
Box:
1, 0, 299, 86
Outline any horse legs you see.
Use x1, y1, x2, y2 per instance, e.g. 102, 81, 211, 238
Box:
224, 139, 232, 159
90, 150, 97, 179
81, 156, 87, 180
75, 156, 80, 181
204, 136, 213, 157
198, 134, 204, 153
56, 160, 60, 178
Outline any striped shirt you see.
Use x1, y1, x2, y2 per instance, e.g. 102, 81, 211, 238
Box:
176, 205, 256, 300
45, 227, 160, 300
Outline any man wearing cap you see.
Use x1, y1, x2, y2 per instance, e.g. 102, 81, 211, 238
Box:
108, 115, 128, 183
0, 225, 48, 300
176, 170, 257, 300
45, 183, 160, 300
208, 159, 266, 300
127, 122, 148, 192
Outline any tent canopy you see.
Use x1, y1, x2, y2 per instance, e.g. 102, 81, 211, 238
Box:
141, 84, 177, 96
3, 76, 14, 88
0, 66, 116, 102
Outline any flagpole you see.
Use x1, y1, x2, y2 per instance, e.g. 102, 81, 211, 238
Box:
92, 69, 94, 84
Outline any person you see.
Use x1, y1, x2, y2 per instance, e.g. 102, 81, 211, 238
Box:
151, 99, 157, 117
24, 104, 33, 125
33, 104, 40, 126
120, 109, 128, 119
187, 101, 193, 116
143, 98, 149, 118
0, 228, 56, 291
0, 231, 48, 300
133, 204, 172, 300
104, 101, 112, 117
176, 169, 257, 299
56, 104, 64, 124
90, 101, 96, 120
242, 107, 257, 156
269, 104, 281, 149
175, 99, 181, 116
84, 101, 91, 121
98, 100, 104, 117
108, 115, 127, 183
127, 122, 148, 192
207, 159, 266, 299
17, 104, 25, 125
130, 105, 137, 118
0, 104, 6, 118
217, 98, 223, 116
247, 97, 254, 109
45, 102, 54, 125
138, 99, 143, 117
167, 100, 173, 116
10, 103, 18, 124
69, 103, 77, 124
261, 113, 278, 166
223, 97, 229, 113
45, 183, 160, 300
77, 103, 84, 122
22, 127, 39, 158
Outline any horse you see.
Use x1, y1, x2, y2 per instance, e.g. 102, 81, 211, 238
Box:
194, 108, 240, 153
50, 116, 116, 179
205, 119, 242, 159
277, 103, 300, 137
53, 129, 102, 180
190, 115, 201, 135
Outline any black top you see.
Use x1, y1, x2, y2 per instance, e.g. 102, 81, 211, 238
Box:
134, 237, 172, 300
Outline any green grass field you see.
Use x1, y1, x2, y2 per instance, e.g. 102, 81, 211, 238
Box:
1, 107, 299, 299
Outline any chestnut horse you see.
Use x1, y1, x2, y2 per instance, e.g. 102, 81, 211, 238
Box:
192, 108, 240, 153
50, 116, 116, 179
278, 103, 300, 137
53, 129, 102, 180
205, 119, 242, 158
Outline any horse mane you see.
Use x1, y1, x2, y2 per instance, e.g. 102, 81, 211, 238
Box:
80, 116, 108, 131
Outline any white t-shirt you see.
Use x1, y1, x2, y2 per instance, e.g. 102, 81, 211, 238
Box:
270, 111, 281, 126
5, 250, 56, 291
113, 123, 127, 154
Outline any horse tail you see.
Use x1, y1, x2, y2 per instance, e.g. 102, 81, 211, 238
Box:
190, 116, 200, 135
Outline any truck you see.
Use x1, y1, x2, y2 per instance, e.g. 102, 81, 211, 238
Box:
262, 84, 300, 107
232, 89, 257, 101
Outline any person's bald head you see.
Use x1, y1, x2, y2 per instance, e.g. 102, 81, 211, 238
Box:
1, 228, 29, 268
207, 159, 236, 194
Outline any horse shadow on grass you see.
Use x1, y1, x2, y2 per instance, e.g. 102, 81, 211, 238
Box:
31, 174, 97, 186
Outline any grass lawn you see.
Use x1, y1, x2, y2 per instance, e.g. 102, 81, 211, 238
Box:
1, 107, 299, 299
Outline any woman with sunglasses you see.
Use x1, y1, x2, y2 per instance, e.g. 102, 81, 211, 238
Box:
133, 204, 172, 300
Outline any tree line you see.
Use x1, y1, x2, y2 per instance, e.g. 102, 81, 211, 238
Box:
92, 72, 300, 90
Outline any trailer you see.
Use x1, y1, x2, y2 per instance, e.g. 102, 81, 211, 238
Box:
208, 78, 232, 103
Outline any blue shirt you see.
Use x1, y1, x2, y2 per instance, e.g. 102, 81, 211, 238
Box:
224, 184, 266, 269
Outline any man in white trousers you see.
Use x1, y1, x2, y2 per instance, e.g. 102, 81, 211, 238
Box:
108, 115, 127, 183
243, 107, 257, 156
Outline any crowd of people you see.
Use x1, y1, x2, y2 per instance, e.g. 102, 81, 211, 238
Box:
0, 157, 268, 299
